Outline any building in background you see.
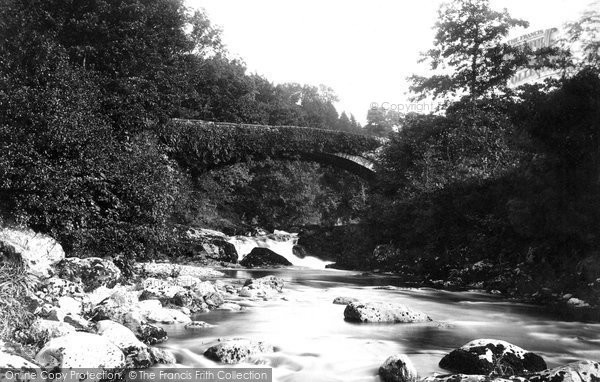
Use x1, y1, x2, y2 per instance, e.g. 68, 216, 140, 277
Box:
507, 28, 562, 87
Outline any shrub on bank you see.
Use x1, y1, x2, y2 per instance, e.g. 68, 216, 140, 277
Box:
0, 261, 38, 343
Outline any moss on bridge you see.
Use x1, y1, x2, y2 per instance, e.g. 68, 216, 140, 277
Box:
159, 119, 382, 175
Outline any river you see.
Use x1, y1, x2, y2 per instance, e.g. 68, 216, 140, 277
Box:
154, 268, 600, 382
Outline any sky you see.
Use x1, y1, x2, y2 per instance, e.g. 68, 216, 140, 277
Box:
186, 0, 592, 124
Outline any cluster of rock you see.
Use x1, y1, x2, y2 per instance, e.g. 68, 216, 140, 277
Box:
184, 227, 296, 268
0, 226, 288, 376
3, 226, 597, 380
327, 297, 598, 382
377, 339, 599, 382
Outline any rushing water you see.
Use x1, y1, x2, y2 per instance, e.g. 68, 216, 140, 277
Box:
156, 268, 600, 382
227, 232, 333, 269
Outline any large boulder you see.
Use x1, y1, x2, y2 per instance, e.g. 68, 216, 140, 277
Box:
438, 339, 547, 375
344, 302, 431, 323
56, 257, 121, 292
239, 275, 285, 298
379, 354, 418, 382
292, 245, 309, 259
35, 332, 125, 374
0, 227, 64, 279
204, 339, 274, 364
528, 360, 600, 382
240, 248, 292, 268
95, 320, 153, 368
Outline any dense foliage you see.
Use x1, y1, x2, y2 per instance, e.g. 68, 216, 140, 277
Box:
0, 0, 372, 261
348, 0, 600, 308
1, 0, 599, 311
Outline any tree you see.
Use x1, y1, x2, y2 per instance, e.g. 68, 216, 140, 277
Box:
4, 0, 224, 136
563, 0, 600, 70
349, 114, 361, 130
0, 0, 187, 258
182, 55, 258, 123
409, 0, 530, 111
364, 107, 398, 137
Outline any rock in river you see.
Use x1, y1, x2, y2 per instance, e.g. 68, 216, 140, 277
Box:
239, 276, 285, 298
240, 247, 292, 268
438, 339, 547, 375
204, 338, 274, 364
379, 354, 418, 382
333, 296, 359, 305
343, 301, 431, 323
185, 321, 216, 330
136, 322, 168, 345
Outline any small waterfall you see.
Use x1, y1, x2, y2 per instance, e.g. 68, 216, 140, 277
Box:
227, 231, 333, 269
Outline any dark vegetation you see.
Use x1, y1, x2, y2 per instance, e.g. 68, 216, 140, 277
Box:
0, 0, 599, 312
326, 0, 600, 310
0, 0, 370, 258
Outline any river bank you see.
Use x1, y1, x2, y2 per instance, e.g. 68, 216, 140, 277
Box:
296, 225, 600, 323
1, 225, 599, 382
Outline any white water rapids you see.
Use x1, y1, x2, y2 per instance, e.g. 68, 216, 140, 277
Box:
226, 230, 334, 269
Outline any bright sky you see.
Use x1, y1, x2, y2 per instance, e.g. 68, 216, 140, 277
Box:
186, 0, 591, 124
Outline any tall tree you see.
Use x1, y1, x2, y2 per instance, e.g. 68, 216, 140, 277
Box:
409, 0, 530, 111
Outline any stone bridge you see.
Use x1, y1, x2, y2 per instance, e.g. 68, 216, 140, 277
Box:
159, 119, 384, 180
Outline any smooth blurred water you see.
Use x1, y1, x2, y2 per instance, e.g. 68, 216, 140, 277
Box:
157, 268, 600, 382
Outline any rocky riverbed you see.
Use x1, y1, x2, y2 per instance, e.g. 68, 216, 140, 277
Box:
0, 226, 599, 382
